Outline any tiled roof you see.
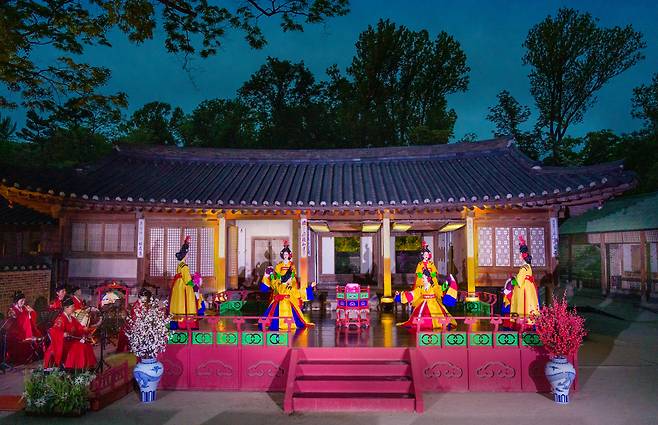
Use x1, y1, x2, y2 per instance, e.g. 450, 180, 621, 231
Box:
0, 196, 55, 225
560, 191, 658, 235
1, 138, 636, 210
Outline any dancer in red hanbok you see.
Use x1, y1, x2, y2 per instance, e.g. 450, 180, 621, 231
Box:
43, 297, 96, 370
116, 288, 152, 353
5, 291, 42, 364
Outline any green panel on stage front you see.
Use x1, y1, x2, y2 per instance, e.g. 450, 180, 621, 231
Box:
470, 332, 493, 346
522, 332, 543, 346
217, 332, 238, 345
443, 332, 467, 347
360, 292, 369, 299
167, 332, 189, 345
242, 332, 264, 346
191, 331, 213, 345
418, 332, 442, 347
266, 332, 289, 346
496, 332, 519, 347
346, 293, 359, 300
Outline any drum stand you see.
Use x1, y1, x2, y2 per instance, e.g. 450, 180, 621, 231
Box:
94, 312, 111, 374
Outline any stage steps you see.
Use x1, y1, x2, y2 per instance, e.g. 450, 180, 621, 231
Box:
284, 348, 423, 413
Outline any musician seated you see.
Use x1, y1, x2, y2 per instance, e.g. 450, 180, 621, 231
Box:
68, 286, 86, 311
49, 284, 67, 310
116, 288, 152, 353
43, 296, 97, 370
6, 291, 43, 365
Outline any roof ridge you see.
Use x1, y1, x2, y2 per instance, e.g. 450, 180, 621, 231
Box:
113, 137, 514, 163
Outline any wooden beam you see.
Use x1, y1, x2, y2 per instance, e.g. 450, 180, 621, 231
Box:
640, 231, 648, 302
466, 213, 476, 294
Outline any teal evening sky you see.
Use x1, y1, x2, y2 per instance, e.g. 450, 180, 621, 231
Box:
6, 0, 658, 142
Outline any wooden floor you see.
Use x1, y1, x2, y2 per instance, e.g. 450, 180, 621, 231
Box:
195, 308, 498, 348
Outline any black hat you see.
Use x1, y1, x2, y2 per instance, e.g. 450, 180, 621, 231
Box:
279, 240, 292, 259
68, 285, 80, 294
419, 240, 432, 260
518, 235, 532, 264
13, 291, 25, 304
138, 288, 152, 299
55, 284, 66, 292
62, 296, 75, 308
175, 236, 191, 261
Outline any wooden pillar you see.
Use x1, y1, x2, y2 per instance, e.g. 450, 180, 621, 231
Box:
296, 215, 309, 288
600, 236, 608, 296
381, 211, 392, 301
640, 231, 648, 301
228, 224, 239, 289
213, 214, 226, 293
466, 213, 476, 294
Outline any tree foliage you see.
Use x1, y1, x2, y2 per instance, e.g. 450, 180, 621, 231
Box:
631, 73, 658, 133
0, 0, 349, 112
119, 101, 185, 146
486, 90, 539, 159
522, 8, 645, 163
331, 19, 468, 146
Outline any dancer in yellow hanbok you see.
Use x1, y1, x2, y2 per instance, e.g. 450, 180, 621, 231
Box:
259, 241, 315, 331
510, 235, 540, 326
169, 236, 198, 329
395, 273, 457, 330
413, 241, 458, 307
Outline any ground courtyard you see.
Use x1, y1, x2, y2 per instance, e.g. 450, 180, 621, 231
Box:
0, 288, 656, 425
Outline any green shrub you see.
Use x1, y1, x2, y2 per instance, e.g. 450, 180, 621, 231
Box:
23, 369, 95, 415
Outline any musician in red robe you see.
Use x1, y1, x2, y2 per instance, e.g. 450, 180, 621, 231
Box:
43, 296, 96, 370
116, 288, 152, 353
49, 285, 67, 310
68, 286, 85, 310
5, 291, 42, 364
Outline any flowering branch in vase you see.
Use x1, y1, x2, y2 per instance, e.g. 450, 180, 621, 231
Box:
125, 299, 172, 359
534, 297, 587, 358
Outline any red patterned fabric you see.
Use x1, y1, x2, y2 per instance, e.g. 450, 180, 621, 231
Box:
43, 313, 96, 369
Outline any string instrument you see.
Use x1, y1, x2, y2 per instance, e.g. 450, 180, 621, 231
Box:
65, 333, 97, 345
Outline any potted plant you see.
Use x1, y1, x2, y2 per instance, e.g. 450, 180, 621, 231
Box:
534, 297, 587, 404
125, 298, 172, 403
23, 368, 95, 416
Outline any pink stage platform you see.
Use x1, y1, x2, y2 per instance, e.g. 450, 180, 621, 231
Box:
159, 311, 578, 413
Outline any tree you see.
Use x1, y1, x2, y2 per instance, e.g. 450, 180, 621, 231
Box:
523, 8, 645, 163
0, 115, 17, 142
631, 73, 658, 133
1, 0, 349, 112
336, 19, 469, 146
185, 99, 257, 148
239, 57, 327, 148
578, 130, 622, 166
119, 101, 185, 146
486, 90, 539, 159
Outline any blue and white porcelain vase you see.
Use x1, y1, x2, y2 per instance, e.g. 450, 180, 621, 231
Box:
133, 358, 164, 403
545, 356, 576, 404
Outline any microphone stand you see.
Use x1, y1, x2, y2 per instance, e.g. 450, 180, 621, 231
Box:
94, 308, 110, 374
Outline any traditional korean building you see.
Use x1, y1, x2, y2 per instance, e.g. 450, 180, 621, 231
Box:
0, 137, 636, 303
560, 191, 658, 300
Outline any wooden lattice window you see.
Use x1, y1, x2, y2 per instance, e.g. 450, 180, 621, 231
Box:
166, 228, 181, 276
477, 227, 493, 266
149, 228, 165, 277
512, 228, 528, 267
495, 227, 511, 267
86, 224, 103, 252
71, 223, 86, 252
120, 224, 135, 252
104, 224, 119, 252
529, 227, 546, 267
200, 227, 214, 277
